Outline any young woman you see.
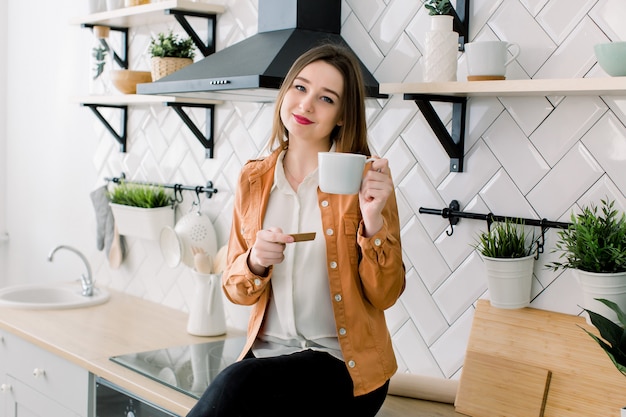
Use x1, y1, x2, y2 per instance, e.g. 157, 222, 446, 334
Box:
187, 43, 405, 417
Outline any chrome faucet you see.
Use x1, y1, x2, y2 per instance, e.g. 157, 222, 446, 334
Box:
47, 245, 94, 297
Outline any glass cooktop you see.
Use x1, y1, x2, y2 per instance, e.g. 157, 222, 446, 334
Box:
111, 337, 246, 399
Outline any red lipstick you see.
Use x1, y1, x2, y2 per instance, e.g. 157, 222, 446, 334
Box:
293, 114, 313, 125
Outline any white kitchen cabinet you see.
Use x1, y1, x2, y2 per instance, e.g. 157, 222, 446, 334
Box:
0, 332, 7, 417
7, 377, 82, 417
0, 330, 92, 417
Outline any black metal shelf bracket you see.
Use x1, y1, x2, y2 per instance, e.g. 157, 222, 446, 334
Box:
409, 94, 467, 172
166, 102, 216, 159
405, 0, 471, 173
166, 9, 218, 57
83, 103, 128, 152
420, 200, 572, 257
452, 0, 470, 51
83, 24, 129, 69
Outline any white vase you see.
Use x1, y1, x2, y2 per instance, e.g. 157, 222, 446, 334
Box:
482, 254, 535, 309
187, 271, 226, 337
423, 15, 459, 82
87, 0, 106, 13
575, 270, 626, 324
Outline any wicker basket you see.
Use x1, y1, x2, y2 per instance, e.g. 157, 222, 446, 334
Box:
150, 57, 193, 81
125, 0, 150, 6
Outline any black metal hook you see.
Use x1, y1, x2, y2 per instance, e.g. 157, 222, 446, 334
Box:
486, 213, 495, 233
172, 184, 184, 205
442, 200, 460, 236
535, 219, 548, 260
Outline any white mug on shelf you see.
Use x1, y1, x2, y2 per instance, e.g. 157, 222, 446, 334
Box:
464, 41, 520, 80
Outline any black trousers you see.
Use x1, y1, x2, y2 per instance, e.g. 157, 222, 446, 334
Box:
186, 349, 389, 417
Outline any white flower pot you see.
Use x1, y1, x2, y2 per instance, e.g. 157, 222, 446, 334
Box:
423, 15, 459, 82
481, 254, 535, 309
110, 203, 174, 240
575, 269, 626, 324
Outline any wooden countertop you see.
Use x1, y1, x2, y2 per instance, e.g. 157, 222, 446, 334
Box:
0, 288, 459, 417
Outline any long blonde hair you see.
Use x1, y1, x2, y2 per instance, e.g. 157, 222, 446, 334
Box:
266, 43, 371, 156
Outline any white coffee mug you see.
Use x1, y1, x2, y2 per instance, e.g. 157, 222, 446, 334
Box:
318, 152, 375, 195
465, 41, 520, 79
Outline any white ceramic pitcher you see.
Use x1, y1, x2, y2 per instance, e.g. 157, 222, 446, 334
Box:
187, 270, 226, 336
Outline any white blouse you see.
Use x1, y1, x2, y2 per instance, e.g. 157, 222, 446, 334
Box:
252, 150, 342, 360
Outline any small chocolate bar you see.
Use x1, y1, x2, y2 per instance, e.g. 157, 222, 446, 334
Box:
289, 232, 316, 242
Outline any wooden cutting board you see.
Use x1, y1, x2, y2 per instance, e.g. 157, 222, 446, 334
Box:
456, 300, 626, 417
455, 351, 551, 417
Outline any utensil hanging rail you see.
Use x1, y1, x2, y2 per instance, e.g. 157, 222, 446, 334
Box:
105, 173, 218, 199
420, 199, 571, 235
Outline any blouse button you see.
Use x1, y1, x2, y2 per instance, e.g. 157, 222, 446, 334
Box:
254, 278, 262, 286
374, 238, 382, 246
334, 294, 342, 302
329, 261, 338, 269
326, 228, 334, 236
339, 328, 347, 336
348, 360, 356, 368
321, 200, 329, 207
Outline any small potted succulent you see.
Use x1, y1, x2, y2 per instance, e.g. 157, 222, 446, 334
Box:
547, 198, 626, 323
149, 31, 196, 81
108, 181, 175, 240
474, 219, 536, 309
424, 0, 453, 15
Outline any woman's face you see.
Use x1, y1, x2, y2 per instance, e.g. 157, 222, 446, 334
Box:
280, 60, 344, 148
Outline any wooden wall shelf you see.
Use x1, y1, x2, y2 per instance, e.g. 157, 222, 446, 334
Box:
380, 77, 626, 97
69, 0, 225, 27
75, 96, 223, 157
72, 1, 225, 157
380, 76, 626, 172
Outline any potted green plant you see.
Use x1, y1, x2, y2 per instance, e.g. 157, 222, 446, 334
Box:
424, 0, 453, 15
474, 219, 536, 309
149, 31, 196, 81
581, 298, 626, 416
547, 198, 626, 323
422, 0, 458, 83
108, 182, 175, 240
582, 298, 626, 377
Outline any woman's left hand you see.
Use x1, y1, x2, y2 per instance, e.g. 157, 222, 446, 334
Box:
359, 158, 393, 237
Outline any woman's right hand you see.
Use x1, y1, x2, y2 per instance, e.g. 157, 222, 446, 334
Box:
247, 227, 294, 275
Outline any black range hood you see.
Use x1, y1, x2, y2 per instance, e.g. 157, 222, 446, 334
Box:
137, 0, 386, 102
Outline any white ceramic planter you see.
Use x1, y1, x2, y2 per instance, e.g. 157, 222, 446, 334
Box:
110, 203, 174, 240
575, 269, 626, 324
481, 254, 535, 309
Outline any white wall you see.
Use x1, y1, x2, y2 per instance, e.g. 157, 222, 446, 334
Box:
0, 0, 8, 271
4, 0, 626, 380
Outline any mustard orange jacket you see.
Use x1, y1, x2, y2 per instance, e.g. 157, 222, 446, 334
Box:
223, 147, 406, 396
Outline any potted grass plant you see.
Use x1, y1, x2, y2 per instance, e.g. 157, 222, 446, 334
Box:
108, 181, 175, 240
474, 219, 536, 309
547, 198, 626, 323
149, 31, 196, 81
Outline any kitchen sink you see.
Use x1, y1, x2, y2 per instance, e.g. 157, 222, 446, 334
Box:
0, 282, 110, 309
